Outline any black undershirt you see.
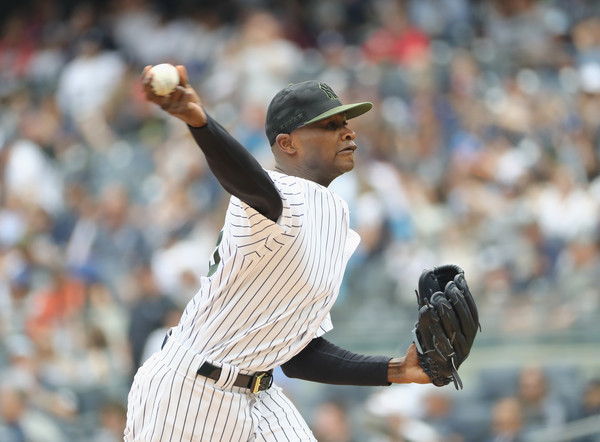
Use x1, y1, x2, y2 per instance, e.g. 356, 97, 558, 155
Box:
188, 116, 391, 386
188, 114, 282, 222
281, 337, 392, 386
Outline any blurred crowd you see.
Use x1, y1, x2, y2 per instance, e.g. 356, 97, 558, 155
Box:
304, 363, 600, 441
1, 0, 600, 440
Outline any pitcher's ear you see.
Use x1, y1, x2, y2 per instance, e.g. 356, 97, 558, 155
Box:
275, 133, 296, 154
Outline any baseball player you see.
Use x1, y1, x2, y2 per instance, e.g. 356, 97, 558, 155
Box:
125, 65, 431, 441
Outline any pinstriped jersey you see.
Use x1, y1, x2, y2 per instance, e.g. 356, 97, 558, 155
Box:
174, 170, 360, 373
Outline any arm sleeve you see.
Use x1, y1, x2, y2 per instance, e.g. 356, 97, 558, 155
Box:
280, 337, 392, 386
188, 114, 282, 222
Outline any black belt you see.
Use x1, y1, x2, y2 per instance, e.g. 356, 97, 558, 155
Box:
161, 331, 273, 393
197, 362, 273, 393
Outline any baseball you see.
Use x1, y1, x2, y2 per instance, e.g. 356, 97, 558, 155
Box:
149, 63, 180, 96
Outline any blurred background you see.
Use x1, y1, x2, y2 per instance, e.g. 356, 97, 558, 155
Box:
0, 0, 599, 440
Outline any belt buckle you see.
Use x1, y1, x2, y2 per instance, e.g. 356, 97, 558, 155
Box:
250, 372, 272, 393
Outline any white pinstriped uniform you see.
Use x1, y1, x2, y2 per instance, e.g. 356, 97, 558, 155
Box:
125, 171, 360, 441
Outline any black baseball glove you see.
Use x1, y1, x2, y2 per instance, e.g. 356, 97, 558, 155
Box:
412, 264, 480, 389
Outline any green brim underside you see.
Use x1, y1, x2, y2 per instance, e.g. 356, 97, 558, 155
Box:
302, 102, 373, 126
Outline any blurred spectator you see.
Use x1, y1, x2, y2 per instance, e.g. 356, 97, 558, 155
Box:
25, 17, 68, 97
3, 100, 65, 214
26, 266, 86, 339
362, 0, 430, 68
0, 11, 36, 98
553, 232, 600, 329
569, 16, 600, 108
482, 0, 570, 69
516, 365, 568, 435
109, 0, 178, 67
0, 249, 34, 338
140, 305, 183, 364
421, 389, 471, 442
364, 384, 444, 441
1, 334, 79, 435
149, 203, 215, 307
85, 280, 129, 353
310, 398, 355, 442
92, 399, 128, 442
0, 374, 66, 442
109, 0, 227, 69
127, 264, 177, 372
570, 378, 600, 442
532, 166, 598, 248
203, 9, 302, 104
486, 396, 526, 442
55, 26, 126, 150
407, 0, 471, 42
578, 378, 600, 418
66, 183, 151, 297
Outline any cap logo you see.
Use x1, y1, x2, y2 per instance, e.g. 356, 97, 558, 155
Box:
318, 83, 338, 100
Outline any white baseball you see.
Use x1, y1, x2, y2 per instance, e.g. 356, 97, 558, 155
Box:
149, 63, 180, 96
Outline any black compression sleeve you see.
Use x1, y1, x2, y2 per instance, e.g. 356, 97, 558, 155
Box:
280, 337, 392, 386
188, 114, 283, 222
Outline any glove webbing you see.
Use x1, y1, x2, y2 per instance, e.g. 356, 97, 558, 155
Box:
412, 328, 464, 390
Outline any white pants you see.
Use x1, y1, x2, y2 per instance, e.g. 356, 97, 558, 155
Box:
124, 336, 315, 441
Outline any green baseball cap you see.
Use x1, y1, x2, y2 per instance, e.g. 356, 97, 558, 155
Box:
265, 81, 373, 146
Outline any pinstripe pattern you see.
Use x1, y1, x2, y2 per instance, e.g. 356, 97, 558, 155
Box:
125, 171, 359, 440
177, 172, 359, 372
